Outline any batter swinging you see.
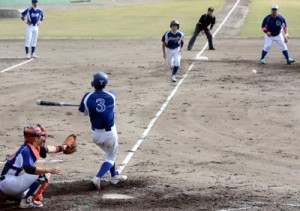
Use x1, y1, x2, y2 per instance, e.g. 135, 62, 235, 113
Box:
20, 0, 44, 59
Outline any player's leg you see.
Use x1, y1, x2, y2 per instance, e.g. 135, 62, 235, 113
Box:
24, 25, 32, 59
171, 48, 182, 82
187, 23, 202, 50
260, 35, 273, 64
31, 26, 39, 58
20, 174, 49, 208
165, 48, 174, 69
275, 34, 295, 64
204, 28, 214, 50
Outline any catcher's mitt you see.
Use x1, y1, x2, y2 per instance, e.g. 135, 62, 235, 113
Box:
63, 134, 77, 154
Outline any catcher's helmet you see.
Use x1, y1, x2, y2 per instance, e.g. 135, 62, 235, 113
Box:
170, 20, 180, 29
24, 124, 48, 144
91, 71, 108, 87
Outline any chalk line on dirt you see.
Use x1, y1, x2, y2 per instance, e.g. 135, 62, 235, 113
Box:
52, 0, 241, 184
0, 59, 33, 73
117, 0, 241, 174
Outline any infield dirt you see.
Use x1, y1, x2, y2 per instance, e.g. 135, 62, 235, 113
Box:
0, 0, 300, 210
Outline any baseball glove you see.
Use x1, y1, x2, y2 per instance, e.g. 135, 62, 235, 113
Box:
63, 134, 77, 154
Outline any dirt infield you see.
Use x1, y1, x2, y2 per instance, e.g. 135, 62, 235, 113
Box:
1, 0, 300, 210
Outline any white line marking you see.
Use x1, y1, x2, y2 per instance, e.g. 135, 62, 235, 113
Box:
0, 59, 33, 73
118, 0, 241, 174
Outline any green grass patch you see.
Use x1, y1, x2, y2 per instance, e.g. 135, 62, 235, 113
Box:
240, 0, 300, 37
0, 0, 224, 39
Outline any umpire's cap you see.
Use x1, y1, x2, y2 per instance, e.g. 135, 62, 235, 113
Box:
91, 72, 108, 87
208, 7, 214, 12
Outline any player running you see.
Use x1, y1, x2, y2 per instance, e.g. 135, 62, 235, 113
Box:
162, 20, 184, 82
79, 72, 127, 190
20, 0, 44, 59
0, 124, 69, 208
260, 5, 295, 65
187, 7, 216, 51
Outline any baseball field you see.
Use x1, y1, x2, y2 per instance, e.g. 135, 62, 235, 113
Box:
0, 0, 300, 210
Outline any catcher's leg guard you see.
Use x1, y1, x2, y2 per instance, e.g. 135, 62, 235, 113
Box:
25, 174, 50, 201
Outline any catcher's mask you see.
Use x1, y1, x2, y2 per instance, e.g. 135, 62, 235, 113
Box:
24, 124, 48, 144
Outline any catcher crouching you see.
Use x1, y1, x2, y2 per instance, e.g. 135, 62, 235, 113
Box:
0, 124, 76, 208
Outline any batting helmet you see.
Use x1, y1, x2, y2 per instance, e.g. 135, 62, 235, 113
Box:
91, 71, 108, 87
24, 124, 48, 144
170, 20, 180, 29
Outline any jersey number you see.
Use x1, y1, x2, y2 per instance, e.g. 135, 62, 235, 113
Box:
96, 98, 106, 112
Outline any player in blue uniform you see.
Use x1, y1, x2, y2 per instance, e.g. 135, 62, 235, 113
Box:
162, 20, 184, 82
79, 71, 127, 190
0, 124, 70, 208
20, 0, 44, 59
260, 5, 295, 65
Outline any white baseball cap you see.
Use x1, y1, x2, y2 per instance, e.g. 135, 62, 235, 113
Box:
271, 5, 279, 10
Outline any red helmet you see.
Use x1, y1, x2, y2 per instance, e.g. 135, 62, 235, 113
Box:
24, 124, 48, 144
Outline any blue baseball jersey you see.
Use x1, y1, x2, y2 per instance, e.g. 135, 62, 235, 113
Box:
21, 7, 44, 25
79, 90, 116, 130
162, 30, 184, 49
261, 14, 287, 37
1, 143, 36, 176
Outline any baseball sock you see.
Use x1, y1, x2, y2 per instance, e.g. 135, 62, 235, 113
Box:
261, 50, 268, 59
110, 162, 117, 177
172, 66, 179, 76
96, 161, 113, 178
282, 50, 289, 61
24, 181, 42, 198
25, 47, 29, 54
31, 47, 36, 55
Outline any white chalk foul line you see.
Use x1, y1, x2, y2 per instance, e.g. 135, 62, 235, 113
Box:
118, 0, 241, 174
0, 59, 33, 73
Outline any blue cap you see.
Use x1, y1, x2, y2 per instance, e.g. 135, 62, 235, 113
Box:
91, 72, 108, 87
32, 0, 38, 3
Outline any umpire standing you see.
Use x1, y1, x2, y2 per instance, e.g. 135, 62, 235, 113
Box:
187, 7, 216, 51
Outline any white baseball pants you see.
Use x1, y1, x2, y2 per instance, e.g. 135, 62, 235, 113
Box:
25, 25, 39, 48
91, 125, 118, 165
263, 33, 287, 52
0, 173, 38, 196
165, 47, 181, 69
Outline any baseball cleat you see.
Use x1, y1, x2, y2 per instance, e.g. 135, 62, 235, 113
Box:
109, 175, 127, 185
171, 75, 177, 82
91, 176, 101, 190
19, 197, 43, 209
26, 54, 31, 59
31, 54, 39, 59
259, 59, 266, 64
209, 47, 215, 50
287, 58, 295, 65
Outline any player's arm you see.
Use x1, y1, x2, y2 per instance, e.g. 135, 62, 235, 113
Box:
78, 93, 89, 116
43, 145, 68, 154
23, 150, 60, 175
161, 34, 166, 59
261, 16, 269, 35
24, 165, 60, 175
20, 9, 28, 21
210, 17, 216, 30
162, 42, 166, 59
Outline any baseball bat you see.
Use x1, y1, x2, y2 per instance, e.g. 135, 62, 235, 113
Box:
36, 100, 79, 107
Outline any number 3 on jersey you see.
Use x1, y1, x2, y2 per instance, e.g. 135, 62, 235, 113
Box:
96, 98, 106, 112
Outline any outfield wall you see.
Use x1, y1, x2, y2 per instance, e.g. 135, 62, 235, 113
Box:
0, 0, 93, 7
